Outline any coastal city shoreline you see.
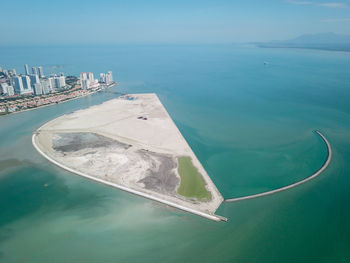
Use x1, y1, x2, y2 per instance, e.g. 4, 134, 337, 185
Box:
0, 64, 115, 116
7, 82, 117, 116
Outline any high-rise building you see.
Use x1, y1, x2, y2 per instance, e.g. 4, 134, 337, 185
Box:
80, 72, 89, 89
0, 83, 8, 94
59, 76, 66, 87
21, 76, 32, 94
38, 66, 44, 78
55, 76, 66, 89
21, 76, 31, 90
106, 71, 113, 84
80, 72, 87, 81
12, 76, 24, 94
29, 74, 40, 85
33, 83, 43, 95
40, 79, 52, 94
98, 71, 113, 84
88, 72, 94, 82
24, 64, 29, 75
2, 83, 15, 96
99, 73, 106, 83
32, 67, 37, 75
48, 77, 56, 90
81, 79, 90, 90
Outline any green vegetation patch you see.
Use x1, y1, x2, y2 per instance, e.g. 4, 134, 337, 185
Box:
177, 156, 211, 200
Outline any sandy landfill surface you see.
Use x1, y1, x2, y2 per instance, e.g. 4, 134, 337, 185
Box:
32, 93, 225, 221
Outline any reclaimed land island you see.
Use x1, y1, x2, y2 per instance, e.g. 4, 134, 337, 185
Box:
32, 93, 225, 221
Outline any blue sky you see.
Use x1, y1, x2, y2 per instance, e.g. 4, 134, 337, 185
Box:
1, 0, 350, 44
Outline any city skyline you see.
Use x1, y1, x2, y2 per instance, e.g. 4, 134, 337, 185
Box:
1, 0, 350, 45
0, 61, 115, 114
1, 64, 67, 96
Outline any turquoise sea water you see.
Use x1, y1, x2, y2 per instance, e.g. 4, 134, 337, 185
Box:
0, 45, 350, 262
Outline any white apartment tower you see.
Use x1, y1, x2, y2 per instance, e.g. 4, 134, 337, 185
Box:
106, 71, 113, 84
99, 73, 106, 83
12, 76, 32, 95
21, 75, 32, 94
34, 83, 43, 95
0, 83, 9, 95
48, 77, 56, 90
29, 74, 40, 85
55, 76, 66, 89
80, 72, 90, 89
88, 72, 94, 82
24, 64, 29, 75
12, 76, 24, 94
38, 66, 44, 78
31, 67, 37, 75
80, 72, 87, 81
40, 79, 52, 94
81, 79, 90, 90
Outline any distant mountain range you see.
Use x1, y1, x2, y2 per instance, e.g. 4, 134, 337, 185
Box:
257, 33, 350, 52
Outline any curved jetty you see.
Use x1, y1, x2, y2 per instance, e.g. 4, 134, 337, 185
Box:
225, 131, 332, 203
32, 93, 225, 221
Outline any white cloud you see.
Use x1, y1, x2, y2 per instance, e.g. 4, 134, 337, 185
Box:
286, 0, 348, 8
319, 2, 348, 8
